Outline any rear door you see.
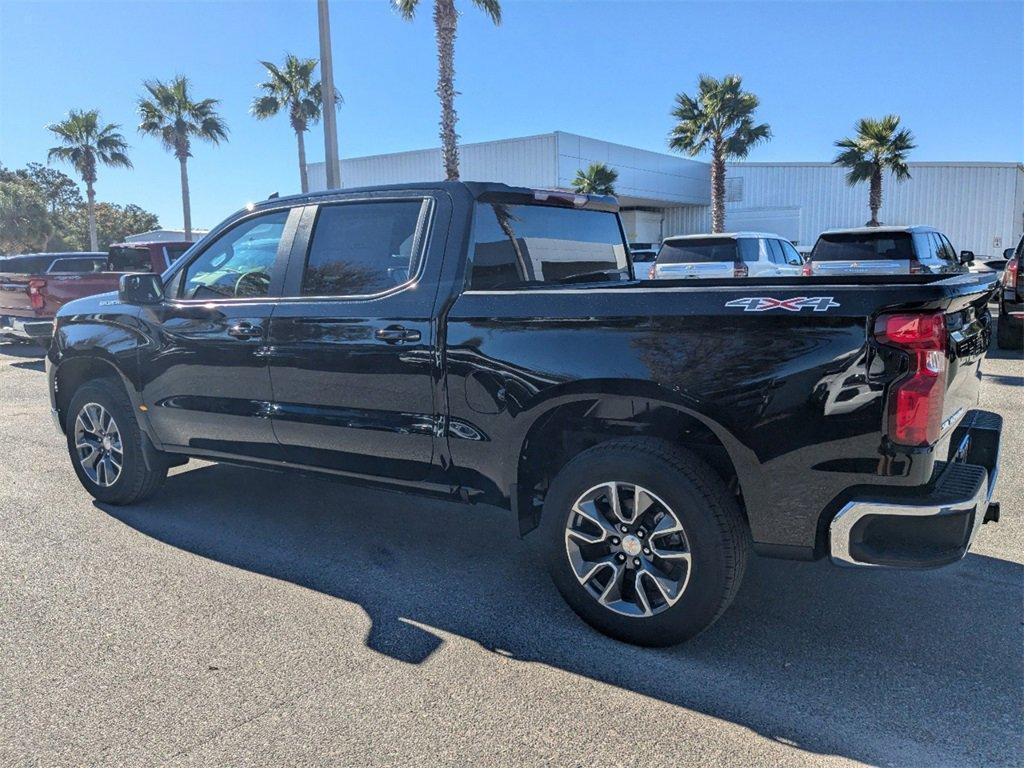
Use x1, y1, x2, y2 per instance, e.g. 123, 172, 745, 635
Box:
266, 193, 447, 483
137, 207, 297, 456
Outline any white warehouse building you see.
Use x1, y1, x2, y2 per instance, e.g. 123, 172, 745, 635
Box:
308, 131, 1024, 256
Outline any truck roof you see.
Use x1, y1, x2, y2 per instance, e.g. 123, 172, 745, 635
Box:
819, 225, 939, 236
249, 181, 620, 214
663, 232, 784, 241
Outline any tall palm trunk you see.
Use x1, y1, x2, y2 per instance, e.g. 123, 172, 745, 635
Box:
85, 180, 98, 251
868, 164, 882, 227
434, 0, 460, 181
710, 140, 727, 233
296, 129, 309, 194
178, 155, 192, 241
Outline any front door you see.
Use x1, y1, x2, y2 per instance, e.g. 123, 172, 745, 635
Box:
267, 194, 446, 484
137, 207, 297, 458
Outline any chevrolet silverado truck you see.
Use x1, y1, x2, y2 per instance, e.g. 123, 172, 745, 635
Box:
46, 182, 1003, 646
1, 241, 191, 344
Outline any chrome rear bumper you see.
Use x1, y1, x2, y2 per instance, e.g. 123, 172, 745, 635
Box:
830, 410, 1001, 568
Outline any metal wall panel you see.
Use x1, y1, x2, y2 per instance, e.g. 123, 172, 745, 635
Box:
724, 162, 1024, 256
307, 133, 558, 191
555, 132, 709, 206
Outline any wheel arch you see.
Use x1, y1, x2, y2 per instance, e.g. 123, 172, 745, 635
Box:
509, 385, 758, 536
53, 354, 136, 435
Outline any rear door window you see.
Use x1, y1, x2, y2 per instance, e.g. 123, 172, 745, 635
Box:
299, 200, 428, 297
470, 203, 628, 289
811, 232, 915, 261
766, 239, 787, 265
779, 240, 804, 266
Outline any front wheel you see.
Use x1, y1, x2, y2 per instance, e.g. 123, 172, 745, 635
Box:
541, 438, 749, 646
66, 379, 168, 504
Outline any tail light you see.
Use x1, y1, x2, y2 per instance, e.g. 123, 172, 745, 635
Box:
874, 312, 947, 446
909, 259, 925, 275
801, 260, 813, 277
647, 264, 657, 280
733, 261, 749, 278
1002, 257, 1019, 299
27, 278, 46, 311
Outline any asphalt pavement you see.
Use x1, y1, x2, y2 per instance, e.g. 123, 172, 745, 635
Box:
1, 331, 1021, 767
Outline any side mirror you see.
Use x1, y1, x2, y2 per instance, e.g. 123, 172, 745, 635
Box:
119, 272, 164, 305
960, 250, 975, 265
1005, 248, 1016, 260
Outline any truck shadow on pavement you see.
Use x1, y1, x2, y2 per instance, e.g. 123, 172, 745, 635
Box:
102, 463, 1023, 766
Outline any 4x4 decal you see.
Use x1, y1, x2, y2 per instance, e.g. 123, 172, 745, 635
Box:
725, 296, 840, 312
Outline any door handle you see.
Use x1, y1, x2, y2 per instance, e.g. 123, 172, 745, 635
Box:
227, 321, 262, 339
374, 325, 421, 343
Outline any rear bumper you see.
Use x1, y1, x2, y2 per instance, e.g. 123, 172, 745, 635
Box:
0, 315, 52, 340
830, 410, 1001, 568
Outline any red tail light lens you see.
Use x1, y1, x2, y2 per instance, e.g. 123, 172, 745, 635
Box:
733, 262, 749, 278
874, 312, 947, 446
1003, 257, 1019, 299
801, 260, 813, 277
647, 264, 657, 280
909, 259, 925, 275
28, 278, 46, 311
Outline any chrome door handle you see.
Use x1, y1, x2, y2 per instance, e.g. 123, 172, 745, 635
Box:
227, 321, 262, 339
375, 325, 421, 343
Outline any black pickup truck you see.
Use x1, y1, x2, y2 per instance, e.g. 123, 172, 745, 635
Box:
46, 182, 1003, 646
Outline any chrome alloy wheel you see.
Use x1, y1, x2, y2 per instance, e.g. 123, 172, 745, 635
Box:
74, 402, 123, 487
564, 481, 692, 618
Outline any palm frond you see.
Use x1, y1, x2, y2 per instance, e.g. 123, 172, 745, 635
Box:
472, 0, 502, 24
392, 0, 419, 20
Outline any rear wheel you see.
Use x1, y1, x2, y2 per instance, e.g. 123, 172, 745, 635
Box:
66, 379, 167, 504
541, 438, 749, 646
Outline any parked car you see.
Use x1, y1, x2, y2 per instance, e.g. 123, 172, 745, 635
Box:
807, 225, 972, 277
0, 241, 191, 344
48, 182, 1002, 647
647, 232, 804, 279
996, 235, 1023, 349
629, 243, 659, 265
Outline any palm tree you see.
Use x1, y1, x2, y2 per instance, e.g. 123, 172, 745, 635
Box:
137, 76, 228, 240
572, 162, 618, 195
668, 74, 770, 233
833, 115, 916, 227
252, 54, 341, 194
393, 0, 501, 181
46, 110, 131, 251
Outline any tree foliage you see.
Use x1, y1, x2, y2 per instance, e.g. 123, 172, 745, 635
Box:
668, 74, 770, 232
61, 202, 160, 251
0, 176, 53, 254
572, 162, 618, 195
833, 114, 915, 225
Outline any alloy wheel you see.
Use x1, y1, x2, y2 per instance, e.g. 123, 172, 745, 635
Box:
74, 402, 123, 487
564, 481, 692, 617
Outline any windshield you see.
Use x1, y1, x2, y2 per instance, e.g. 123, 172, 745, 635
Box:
812, 232, 915, 261
657, 238, 756, 264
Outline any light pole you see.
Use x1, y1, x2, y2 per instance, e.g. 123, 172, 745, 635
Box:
317, 0, 341, 189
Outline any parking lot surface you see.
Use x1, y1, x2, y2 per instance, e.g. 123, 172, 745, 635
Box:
1, 335, 1021, 767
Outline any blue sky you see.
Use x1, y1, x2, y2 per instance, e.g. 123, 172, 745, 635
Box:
1, 0, 1021, 230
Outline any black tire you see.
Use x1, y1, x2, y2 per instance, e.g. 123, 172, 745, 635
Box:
66, 378, 168, 505
540, 438, 749, 647
996, 312, 1023, 350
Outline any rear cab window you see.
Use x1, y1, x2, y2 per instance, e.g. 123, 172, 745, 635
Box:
469, 203, 628, 289
811, 232, 915, 261
107, 246, 154, 272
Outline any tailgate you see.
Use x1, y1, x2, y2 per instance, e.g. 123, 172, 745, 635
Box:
814, 259, 909, 276
38, 272, 121, 314
942, 286, 994, 434
0, 273, 34, 315
655, 261, 735, 279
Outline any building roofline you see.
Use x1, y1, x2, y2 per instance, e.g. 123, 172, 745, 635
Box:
731, 161, 1023, 168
